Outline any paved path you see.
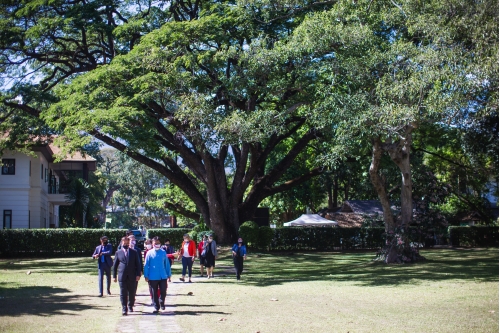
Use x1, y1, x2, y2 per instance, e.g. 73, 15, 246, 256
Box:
116, 280, 184, 333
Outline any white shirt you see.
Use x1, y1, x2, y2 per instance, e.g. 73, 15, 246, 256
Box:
183, 242, 191, 257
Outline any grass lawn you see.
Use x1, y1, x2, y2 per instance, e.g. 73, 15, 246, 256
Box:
0, 248, 498, 333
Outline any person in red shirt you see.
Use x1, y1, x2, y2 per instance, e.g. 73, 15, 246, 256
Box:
177, 234, 196, 283
197, 235, 207, 277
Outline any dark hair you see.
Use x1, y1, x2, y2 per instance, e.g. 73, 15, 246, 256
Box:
100, 236, 108, 241
125, 230, 133, 236
165, 239, 170, 243
153, 236, 160, 241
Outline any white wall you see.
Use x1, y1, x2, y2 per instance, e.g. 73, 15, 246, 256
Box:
0, 151, 31, 228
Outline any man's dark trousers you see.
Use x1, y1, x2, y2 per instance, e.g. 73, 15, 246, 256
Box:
98, 264, 111, 295
119, 275, 136, 310
149, 279, 167, 310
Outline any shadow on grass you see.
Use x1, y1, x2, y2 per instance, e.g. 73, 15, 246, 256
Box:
0, 258, 97, 275
0, 283, 105, 317
213, 248, 499, 287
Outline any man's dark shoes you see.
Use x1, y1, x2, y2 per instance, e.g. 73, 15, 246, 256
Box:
98, 294, 103, 297
107, 290, 111, 295
153, 308, 159, 314
122, 308, 127, 316
161, 305, 165, 310
128, 306, 134, 312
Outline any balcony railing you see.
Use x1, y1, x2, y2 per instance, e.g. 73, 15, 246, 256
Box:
48, 182, 70, 194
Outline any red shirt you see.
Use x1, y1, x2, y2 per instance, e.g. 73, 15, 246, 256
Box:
180, 240, 197, 257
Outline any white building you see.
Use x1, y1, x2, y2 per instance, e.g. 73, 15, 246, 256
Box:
0, 143, 96, 229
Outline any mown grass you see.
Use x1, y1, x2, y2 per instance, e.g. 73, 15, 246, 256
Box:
0, 248, 497, 333
175, 248, 499, 333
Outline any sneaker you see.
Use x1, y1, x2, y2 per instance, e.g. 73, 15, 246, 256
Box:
179, 277, 185, 282
153, 309, 159, 314
161, 305, 165, 310
128, 306, 133, 312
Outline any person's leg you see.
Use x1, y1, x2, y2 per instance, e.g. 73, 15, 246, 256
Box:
181, 256, 187, 281
97, 267, 104, 295
148, 281, 154, 305
127, 278, 136, 311
104, 265, 111, 294
149, 280, 160, 311
200, 264, 204, 276
118, 280, 128, 314
159, 279, 167, 309
233, 257, 240, 280
237, 258, 244, 279
187, 257, 193, 281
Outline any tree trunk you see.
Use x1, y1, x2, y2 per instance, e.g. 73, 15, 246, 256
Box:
387, 133, 413, 227
369, 138, 395, 232
333, 175, 339, 208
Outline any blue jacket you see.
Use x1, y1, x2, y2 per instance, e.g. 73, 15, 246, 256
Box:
232, 244, 247, 257
144, 248, 171, 280
93, 244, 113, 268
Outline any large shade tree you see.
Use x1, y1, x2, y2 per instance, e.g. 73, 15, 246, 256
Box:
0, 0, 336, 242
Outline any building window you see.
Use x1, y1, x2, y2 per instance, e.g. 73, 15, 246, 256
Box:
1, 159, 15, 175
3, 210, 12, 229
45, 168, 48, 182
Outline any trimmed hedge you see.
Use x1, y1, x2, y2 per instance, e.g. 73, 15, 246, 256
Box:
449, 226, 499, 247
269, 227, 385, 251
0, 229, 128, 257
146, 228, 192, 249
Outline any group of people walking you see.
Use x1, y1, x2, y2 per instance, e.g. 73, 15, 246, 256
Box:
92, 232, 247, 315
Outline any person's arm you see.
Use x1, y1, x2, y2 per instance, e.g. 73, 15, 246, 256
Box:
135, 251, 141, 280
112, 252, 119, 282
102, 244, 112, 256
92, 246, 99, 259
164, 253, 171, 278
213, 241, 218, 258
143, 253, 149, 282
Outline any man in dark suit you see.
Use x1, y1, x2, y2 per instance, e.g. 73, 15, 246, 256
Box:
128, 234, 143, 308
92, 235, 113, 297
113, 237, 142, 315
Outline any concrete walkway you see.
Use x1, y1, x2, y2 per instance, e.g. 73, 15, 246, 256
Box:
116, 280, 184, 333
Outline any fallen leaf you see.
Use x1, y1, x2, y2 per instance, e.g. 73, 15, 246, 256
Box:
218, 318, 227, 321
187, 292, 193, 295
489, 310, 495, 313
26, 271, 31, 275
270, 298, 278, 301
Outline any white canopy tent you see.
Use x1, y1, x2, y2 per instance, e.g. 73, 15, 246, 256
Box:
283, 214, 338, 227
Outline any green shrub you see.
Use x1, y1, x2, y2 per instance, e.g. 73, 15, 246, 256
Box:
270, 227, 386, 250
0, 229, 127, 257
257, 226, 274, 250
146, 228, 192, 249
448, 226, 499, 247
238, 221, 259, 246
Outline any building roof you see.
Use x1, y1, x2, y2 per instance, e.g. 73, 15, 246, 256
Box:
341, 200, 386, 215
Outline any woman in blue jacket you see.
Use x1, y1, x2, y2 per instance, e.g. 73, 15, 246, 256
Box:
231, 237, 247, 281
144, 238, 171, 313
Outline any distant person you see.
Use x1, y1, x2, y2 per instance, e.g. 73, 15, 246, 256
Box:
232, 237, 247, 281
203, 234, 218, 279
143, 238, 156, 305
144, 238, 171, 313
178, 234, 196, 283
197, 235, 208, 277
92, 236, 113, 296
116, 230, 133, 251
128, 234, 143, 308
113, 237, 142, 315
163, 239, 175, 282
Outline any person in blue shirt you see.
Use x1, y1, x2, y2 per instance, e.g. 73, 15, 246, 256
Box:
231, 237, 247, 281
92, 236, 113, 296
144, 238, 171, 313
